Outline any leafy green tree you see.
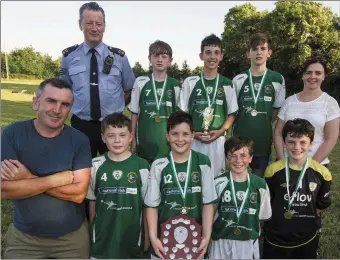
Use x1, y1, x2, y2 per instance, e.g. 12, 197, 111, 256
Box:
132, 61, 146, 78
191, 66, 204, 76
179, 60, 191, 80
167, 62, 181, 79
220, 1, 340, 95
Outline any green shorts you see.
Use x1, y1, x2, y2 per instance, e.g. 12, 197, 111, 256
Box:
3, 219, 90, 259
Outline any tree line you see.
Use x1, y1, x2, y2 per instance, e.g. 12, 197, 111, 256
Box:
1, 1, 339, 98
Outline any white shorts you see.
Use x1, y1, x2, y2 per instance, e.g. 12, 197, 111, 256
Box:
209, 238, 259, 259
192, 136, 225, 178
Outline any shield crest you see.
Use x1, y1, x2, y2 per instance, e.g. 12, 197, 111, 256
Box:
112, 170, 123, 180
236, 191, 245, 201
177, 172, 186, 182
206, 86, 213, 95
254, 83, 260, 91
157, 88, 163, 96
309, 182, 317, 192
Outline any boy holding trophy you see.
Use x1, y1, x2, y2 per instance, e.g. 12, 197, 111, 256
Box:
180, 34, 238, 177
144, 111, 218, 259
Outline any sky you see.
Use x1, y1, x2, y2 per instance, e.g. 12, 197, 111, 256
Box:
1, 1, 339, 70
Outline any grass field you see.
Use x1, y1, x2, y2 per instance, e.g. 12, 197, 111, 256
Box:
1, 82, 340, 258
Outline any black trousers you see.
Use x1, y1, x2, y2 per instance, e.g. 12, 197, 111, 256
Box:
71, 115, 108, 220
263, 235, 319, 259
71, 115, 108, 158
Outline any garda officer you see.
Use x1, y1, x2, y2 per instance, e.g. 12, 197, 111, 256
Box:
59, 1, 135, 158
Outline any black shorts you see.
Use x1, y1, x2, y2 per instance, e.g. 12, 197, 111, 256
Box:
263, 234, 319, 259
250, 155, 271, 170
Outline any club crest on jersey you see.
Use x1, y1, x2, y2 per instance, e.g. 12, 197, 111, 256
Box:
112, 170, 123, 180
191, 172, 200, 183
264, 85, 272, 94
127, 172, 137, 183
167, 89, 173, 99
206, 86, 213, 95
309, 182, 317, 192
217, 88, 224, 98
249, 192, 257, 203
177, 172, 186, 182
254, 83, 260, 91
236, 191, 246, 201
157, 88, 163, 96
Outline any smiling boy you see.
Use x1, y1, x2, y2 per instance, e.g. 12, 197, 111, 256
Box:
210, 136, 271, 259
144, 111, 218, 259
86, 113, 149, 259
263, 119, 332, 259
180, 34, 238, 178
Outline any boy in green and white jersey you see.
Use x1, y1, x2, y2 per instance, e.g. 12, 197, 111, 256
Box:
232, 33, 286, 177
129, 40, 181, 162
145, 111, 218, 259
180, 34, 238, 178
210, 136, 272, 259
86, 113, 149, 259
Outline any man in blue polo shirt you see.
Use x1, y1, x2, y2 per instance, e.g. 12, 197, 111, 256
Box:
1, 78, 92, 258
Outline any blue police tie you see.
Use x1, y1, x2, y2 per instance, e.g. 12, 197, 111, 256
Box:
89, 48, 101, 120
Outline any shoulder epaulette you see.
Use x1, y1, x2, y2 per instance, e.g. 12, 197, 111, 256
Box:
107, 46, 125, 57
62, 44, 79, 57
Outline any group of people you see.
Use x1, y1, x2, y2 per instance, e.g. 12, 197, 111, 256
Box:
1, 1, 339, 259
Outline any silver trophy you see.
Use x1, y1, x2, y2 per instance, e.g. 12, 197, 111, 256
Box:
202, 106, 214, 138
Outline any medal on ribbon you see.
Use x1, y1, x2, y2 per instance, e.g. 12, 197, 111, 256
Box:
151, 74, 167, 123
248, 69, 267, 117
229, 172, 250, 235
284, 158, 309, 220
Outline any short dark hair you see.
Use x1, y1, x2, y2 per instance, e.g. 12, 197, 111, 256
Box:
282, 119, 315, 143
149, 40, 173, 58
167, 111, 193, 133
248, 33, 272, 50
224, 136, 254, 157
302, 56, 328, 75
79, 2, 105, 26
36, 78, 73, 98
101, 113, 131, 133
201, 34, 222, 53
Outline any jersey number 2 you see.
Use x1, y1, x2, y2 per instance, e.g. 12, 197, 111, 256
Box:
164, 174, 173, 184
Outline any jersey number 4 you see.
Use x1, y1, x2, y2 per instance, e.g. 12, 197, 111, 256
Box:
101, 173, 107, 182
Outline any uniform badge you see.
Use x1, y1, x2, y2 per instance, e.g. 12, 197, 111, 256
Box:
265, 85, 272, 94
167, 89, 173, 99
206, 86, 213, 95
157, 88, 163, 96
249, 192, 257, 203
177, 172, 186, 182
127, 172, 137, 183
236, 191, 246, 201
309, 182, 318, 192
191, 172, 200, 183
113, 170, 123, 180
217, 88, 224, 98
254, 83, 260, 91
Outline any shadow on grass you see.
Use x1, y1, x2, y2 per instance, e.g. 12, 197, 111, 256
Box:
1, 82, 39, 94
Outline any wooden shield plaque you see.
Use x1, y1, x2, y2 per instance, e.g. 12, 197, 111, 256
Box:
160, 214, 202, 259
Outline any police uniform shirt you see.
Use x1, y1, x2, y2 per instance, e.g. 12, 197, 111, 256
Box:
59, 42, 135, 121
